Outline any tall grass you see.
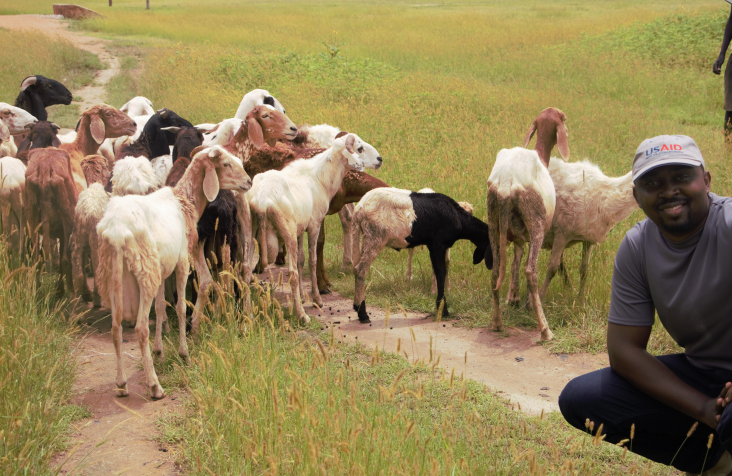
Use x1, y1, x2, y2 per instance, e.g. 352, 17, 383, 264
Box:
0, 242, 87, 475
0, 29, 102, 127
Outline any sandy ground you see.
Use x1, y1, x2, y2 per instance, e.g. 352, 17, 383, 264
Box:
258, 265, 609, 415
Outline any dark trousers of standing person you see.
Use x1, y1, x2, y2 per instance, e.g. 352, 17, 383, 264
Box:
559, 354, 732, 474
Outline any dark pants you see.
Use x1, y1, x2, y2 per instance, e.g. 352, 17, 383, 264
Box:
559, 354, 732, 473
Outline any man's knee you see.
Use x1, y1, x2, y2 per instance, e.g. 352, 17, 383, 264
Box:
719, 404, 732, 453
559, 373, 600, 430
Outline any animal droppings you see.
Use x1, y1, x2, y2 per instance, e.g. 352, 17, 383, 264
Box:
343, 335, 346, 338
329, 307, 331, 310
369, 324, 372, 326
539, 394, 550, 398
515, 357, 524, 362
443, 324, 446, 327
333, 321, 340, 324
540, 386, 550, 390
390, 327, 393, 330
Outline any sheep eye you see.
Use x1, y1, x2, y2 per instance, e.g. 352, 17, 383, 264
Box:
357, 147, 364, 153
261, 114, 269, 119
224, 163, 231, 167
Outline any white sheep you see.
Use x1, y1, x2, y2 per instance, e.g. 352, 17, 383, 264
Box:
0, 157, 27, 253
120, 96, 155, 117
486, 107, 569, 341
234, 89, 285, 120
96, 97, 156, 163
111, 155, 161, 196
96, 145, 251, 400
249, 133, 381, 322
534, 159, 636, 304
0, 103, 37, 158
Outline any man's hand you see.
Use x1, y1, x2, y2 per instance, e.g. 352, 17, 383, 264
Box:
700, 382, 732, 429
714, 54, 725, 75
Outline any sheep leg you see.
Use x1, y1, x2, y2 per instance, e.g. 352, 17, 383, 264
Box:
192, 244, 214, 333
524, 223, 553, 341
507, 242, 524, 307
176, 257, 190, 362
308, 225, 324, 308
486, 192, 504, 332
577, 241, 593, 306
90, 231, 102, 308
431, 249, 450, 294
72, 230, 91, 302
428, 245, 449, 317
406, 248, 414, 281
316, 218, 331, 294
558, 253, 572, 287
353, 233, 385, 324
111, 310, 128, 397
234, 192, 253, 284
339, 204, 354, 272
297, 235, 306, 299
135, 287, 165, 400
270, 213, 308, 322
540, 237, 571, 302
152, 283, 166, 360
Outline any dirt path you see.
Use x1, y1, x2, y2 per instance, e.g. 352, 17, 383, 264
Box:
0, 14, 179, 475
0, 14, 120, 114
259, 266, 609, 415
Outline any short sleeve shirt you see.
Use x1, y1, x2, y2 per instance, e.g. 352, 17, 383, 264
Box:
609, 193, 732, 371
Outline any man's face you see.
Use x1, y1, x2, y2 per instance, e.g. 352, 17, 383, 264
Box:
633, 165, 711, 241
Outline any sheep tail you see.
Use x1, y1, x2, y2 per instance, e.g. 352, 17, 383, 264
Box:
111, 248, 124, 325
257, 210, 269, 269
494, 194, 511, 291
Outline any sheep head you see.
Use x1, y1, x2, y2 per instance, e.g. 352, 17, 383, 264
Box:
194, 145, 252, 202
243, 106, 298, 149
235, 89, 286, 120
83, 104, 137, 144
120, 96, 154, 117
523, 107, 569, 166
23, 121, 61, 152
0, 119, 8, 142
332, 133, 365, 172
334, 131, 383, 170
15, 75, 72, 121
81, 154, 111, 186
0, 103, 37, 134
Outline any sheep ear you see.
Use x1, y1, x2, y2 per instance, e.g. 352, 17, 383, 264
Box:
523, 121, 537, 148
50, 123, 60, 131
157, 108, 169, 119
247, 117, 264, 149
0, 121, 9, 142
556, 123, 570, 160
483, 247, 493, 270
190, 145, 206, 157
472, 246, 485, 265
120, 101, 130, 112
161, 126, 181, 133
334, 131, 348, 139
344, 134, 356, 154
20, 76, 37, 91
203, 164, 220, 202
90, 115, 106, 144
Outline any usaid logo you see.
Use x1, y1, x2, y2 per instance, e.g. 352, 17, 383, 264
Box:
645, 143, 683, 158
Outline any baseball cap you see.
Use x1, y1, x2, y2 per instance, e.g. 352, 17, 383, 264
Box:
632, 135, 705, 181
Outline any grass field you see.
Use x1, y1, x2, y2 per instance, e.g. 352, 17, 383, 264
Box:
46, 0, 727, 354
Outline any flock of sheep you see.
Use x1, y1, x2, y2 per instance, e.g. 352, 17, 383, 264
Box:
0, 74, 637, 399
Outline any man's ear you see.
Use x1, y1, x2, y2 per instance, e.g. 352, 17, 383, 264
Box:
704, 170, 712, 194
632, 184, 641, 208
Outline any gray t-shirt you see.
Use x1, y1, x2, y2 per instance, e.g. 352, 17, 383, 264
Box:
609, 193, 732, 371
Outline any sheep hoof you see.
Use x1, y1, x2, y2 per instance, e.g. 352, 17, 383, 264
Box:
115, 386, 129, 397
506, 299, 521, 308
153, 348, 163, 360
300, 314, 311, 324
492, 325, 504, 332
150, 385, 166, 400
540, 329, 554, 341
274, 252, 286, 266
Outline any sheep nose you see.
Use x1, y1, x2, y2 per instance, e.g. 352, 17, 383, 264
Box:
377, 156, 382, 162
290, 126, 297, 132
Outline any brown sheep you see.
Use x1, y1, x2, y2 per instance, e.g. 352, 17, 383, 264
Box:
60, 104, 136, 193
25, 148, 79, 295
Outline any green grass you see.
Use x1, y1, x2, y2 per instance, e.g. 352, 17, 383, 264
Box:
157, 280, 681, 475
0, 29, 102, 127
0, 242, 88, 475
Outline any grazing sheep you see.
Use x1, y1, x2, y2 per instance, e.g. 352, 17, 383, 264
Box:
14, 75, 72, 121
59, 105, 137, 193
111, 156, 161, 196
0, 156, 27, 253
352, 188, 491, 322
95, 145, 251, 399
405, 188, 475, 293
72, 155, 111, 305
533, 159, 636, 304
249, 133, 381, 323
234, 89, 286, 120
24, 148, 79, 295
486, 107, 569, 341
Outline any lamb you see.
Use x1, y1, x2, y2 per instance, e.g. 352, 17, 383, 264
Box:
0, 156, 27, 253
486, 107, 569, 341
532, 159, 636, 304
249, 133, 381, 322
234, 89, 286, 120
96, 146, 251, 399
24, 148, 79, 295
72, 155, 112, 305
14, 75, 72, 121
405, 188, 475, 293
110, 156, 161, 196
352, 188, 491, 322
59, 105, 137, 193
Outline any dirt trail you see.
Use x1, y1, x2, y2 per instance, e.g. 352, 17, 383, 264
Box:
259, 266, 609, 415
0, 14, 179, 475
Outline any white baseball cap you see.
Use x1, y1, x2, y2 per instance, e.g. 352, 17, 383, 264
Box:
632, 135, 705, 181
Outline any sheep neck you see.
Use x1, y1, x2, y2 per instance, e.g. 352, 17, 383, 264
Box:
73, 113, 103, 157
173, 155, 211, 219
534, 137, 555, 168
224, 121, 257, 162
310, 148, 353, 201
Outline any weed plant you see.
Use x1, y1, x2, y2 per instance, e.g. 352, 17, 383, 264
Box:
0, 241, 88, 474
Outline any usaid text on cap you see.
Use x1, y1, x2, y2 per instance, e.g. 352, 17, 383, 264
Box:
646, 144, 683, 157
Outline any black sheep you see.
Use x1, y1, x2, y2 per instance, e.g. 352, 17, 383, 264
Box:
137, 108, 193, 158
352, 188, 492, 323
14, 75, 72, 121
162, 126, 205, 163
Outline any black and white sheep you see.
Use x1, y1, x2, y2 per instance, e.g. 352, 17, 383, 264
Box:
352, 188, 492, 323
136, 108, 194, 159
